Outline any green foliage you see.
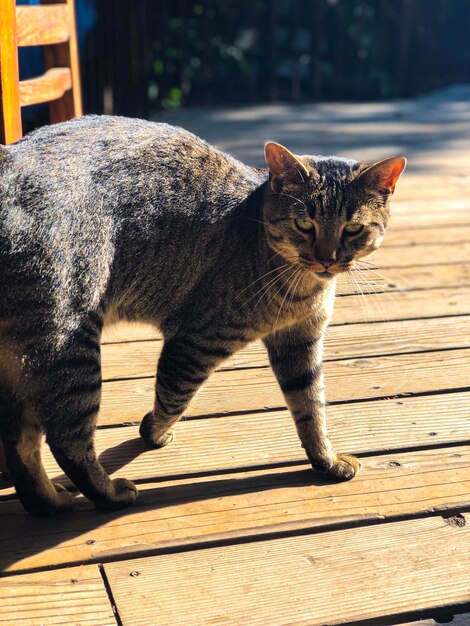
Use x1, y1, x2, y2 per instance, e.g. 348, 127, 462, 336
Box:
147, 0, 470, 110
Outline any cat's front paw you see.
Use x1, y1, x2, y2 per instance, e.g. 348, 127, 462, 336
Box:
309, 453, 360, 481
139, 412, 175, 448
110, 478, 138, 508
92, 478, 138, 511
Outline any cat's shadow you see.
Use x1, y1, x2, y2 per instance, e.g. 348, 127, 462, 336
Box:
99, 436, 149, 475
0, 439, 345, 574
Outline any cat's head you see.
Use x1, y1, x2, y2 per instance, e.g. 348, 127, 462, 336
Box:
263, 142, 406, 280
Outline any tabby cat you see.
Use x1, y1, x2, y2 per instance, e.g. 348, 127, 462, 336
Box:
0, 116, 405, 515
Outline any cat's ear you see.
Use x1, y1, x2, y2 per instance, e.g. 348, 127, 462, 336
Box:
265, 142, 309, 191
358, 156, 406, 195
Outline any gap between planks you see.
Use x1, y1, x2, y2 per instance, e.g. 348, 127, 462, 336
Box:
103, 514, 470, 626
100, 315, 470, 381
94, 347, 470, 426
0, 445, 469, 574
1, 390, 469, 500
0, 564, 116, 625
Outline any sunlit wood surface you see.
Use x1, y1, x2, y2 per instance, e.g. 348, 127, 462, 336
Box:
1, 88, 469, 625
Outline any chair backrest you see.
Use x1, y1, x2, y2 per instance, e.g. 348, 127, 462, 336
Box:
0, 0, 82, 144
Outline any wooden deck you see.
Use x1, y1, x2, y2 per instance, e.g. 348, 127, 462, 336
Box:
1, 88, 470, 625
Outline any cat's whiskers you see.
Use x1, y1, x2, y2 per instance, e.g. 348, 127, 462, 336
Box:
261, 264, 299, 313
355, 259, 390, 278
274, 266, 303, 328
357, 274, 389, 321
363, 278, 405, 321
352, 266, 386, 293
355, 263, 407, 308
237, 262, 291, 299
241, 241, 303, 311
286, 266, 306, 313
265, 249, 285, 264
247, 265, 298, 312
353, 266, 391, 322
296, 167, 306, 184
289, 267, 306, 309
356, 262, 410, 295
241, 264, 294, 308
346, 270, 370, 322
246, 216, 268, 227
355, 258, 378, 269
273, 191, 309, 210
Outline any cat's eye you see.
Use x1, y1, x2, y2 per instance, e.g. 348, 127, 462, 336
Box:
295, 218, 315, 234
343, 223, 364, 236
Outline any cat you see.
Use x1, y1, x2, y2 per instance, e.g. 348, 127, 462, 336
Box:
0, 116, 405, 515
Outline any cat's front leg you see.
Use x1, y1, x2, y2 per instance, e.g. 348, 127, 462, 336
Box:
140, 334, 232, 447
264, 318, 360, 481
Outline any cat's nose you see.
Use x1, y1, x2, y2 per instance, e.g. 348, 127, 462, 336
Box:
314, 243, 337, 269
317, 258, 334, 269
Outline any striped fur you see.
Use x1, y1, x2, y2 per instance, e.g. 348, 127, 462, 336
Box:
0, 117, 404, 514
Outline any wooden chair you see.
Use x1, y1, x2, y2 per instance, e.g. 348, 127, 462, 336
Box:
0, 0, 82, 144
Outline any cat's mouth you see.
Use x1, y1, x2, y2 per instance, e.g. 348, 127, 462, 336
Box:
315, 271, 334, 280
297, 257, 355, 279
297, 259, 341, 279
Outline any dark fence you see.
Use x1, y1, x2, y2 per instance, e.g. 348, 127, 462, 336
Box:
44, 0, 470, 118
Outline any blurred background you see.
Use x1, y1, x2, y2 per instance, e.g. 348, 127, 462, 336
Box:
20, 0, 470, 127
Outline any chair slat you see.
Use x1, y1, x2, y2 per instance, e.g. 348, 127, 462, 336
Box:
19, 67, 72, 107
41, 0, 82, 121
16, 5, 70, 47
0, 0, 22, 143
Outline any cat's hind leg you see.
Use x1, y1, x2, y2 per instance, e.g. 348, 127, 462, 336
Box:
0, 387, 74, 515
38, 331, 138, 511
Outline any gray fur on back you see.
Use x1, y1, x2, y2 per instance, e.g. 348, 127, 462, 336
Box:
0, 116, 266, 348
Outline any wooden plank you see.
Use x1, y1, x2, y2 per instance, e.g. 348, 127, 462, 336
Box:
325, 315, 470, 358
391, 197, 470, 215
372, 241, 470, 268
40, 391, 470, 483
390, 211, 470, 229
1, 446, 469, 574
2, 390, 469, 499
104, 515, 470, 626
16, 5, 69, 47
99, 316, 470, 381
0, 0, 22, 143
336, 262, 470, 295
395, 183, 470, 204
383, 225, 470, 247
19, 67, 72, 107
396, 180, 470, 203
0, 564, 115, 625
333, 286, 470, 324
96, 348, 470, 425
